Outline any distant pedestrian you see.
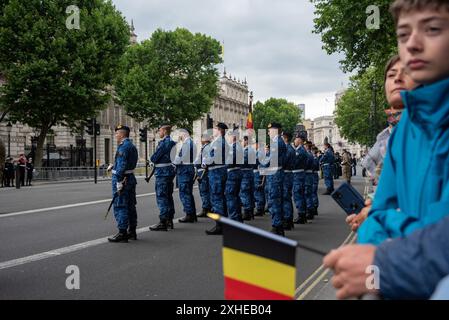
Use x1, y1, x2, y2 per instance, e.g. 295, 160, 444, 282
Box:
18, 154, 27, 186
352, 154, 357, 176
26, 158, 34, 186
341, 150, 352, 184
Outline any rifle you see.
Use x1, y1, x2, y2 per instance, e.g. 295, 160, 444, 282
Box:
145, 163, 155, 183
194, 167, 208, 184
105, 176, 127, 220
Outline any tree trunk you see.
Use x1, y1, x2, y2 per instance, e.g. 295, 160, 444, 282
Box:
34, 126, 49, 168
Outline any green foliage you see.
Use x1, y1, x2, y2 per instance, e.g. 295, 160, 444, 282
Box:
0, 0, 130, 166
253, 98, 302, 135
334, 68, 388, 147
115, 28, 223, 129
311, 0, 397, 73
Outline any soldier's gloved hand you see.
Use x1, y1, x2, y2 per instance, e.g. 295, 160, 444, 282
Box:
107, 164, 114, 172
116, 182, 124, 192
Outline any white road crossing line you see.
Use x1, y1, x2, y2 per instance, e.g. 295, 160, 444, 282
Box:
0, 186, 199, 218
0, 225, 161, 271
0, 193, 154, 218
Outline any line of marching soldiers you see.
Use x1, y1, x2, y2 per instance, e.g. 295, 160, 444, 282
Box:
107, 122, 336, 242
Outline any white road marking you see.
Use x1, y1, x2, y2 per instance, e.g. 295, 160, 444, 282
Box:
0, 225, 172, 271
0, 193, 154, 218
0, 186, 199, 218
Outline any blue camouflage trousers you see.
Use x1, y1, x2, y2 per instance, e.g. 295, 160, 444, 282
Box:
198, 169, 211, 210
226, 169, 242, 221
283, 171, 294, 221
312, 172, 319, 209
323, 165, 334, 192
305, 172, 314, 211
253, 171, 266, 211
177, 165, 196, 216
155, 175, 175, 220
267, 170, 284, 228
112, 174, 137, 231
293, 171, 306, 216
208, 167, 227, 216
239, 169, 255, 212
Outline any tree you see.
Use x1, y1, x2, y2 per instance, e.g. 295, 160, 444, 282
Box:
334, 68, 387, 147
0, 0, 130, 167
114, 28, 223, 130
253, 98, 302, 135
311, 0, 397, 73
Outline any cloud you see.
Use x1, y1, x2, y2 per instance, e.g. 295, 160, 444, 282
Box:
112, 0, 349, 120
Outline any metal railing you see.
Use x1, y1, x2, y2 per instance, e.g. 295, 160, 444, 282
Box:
32, 164, 147, 181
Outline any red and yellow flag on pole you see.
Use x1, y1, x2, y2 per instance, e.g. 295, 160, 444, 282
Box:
209, 214, 297, 300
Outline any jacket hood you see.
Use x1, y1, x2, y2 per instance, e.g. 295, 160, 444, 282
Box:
401, 77, 449, 136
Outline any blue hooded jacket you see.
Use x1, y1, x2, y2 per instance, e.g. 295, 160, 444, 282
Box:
358, 77, 449, 245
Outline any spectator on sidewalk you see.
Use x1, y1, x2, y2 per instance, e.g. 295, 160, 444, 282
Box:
341, 149, 352, 184
347, 54, 416, 232
26, 158, 34, 186
327, 0, 449, 299
18, 154, 27, 187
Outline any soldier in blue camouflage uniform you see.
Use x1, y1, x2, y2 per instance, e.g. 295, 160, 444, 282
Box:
174, 128, 197, 223
304, 141, 316, 220
204, 123, 229, 235
320, 142, 335, 195
240, 136, 257, 221
260, 122, 287, 236
225, 128, 244, 222
293, 134, 308, 225
282, 132, 296, 231
311, 146, 321, 216
253, 142, 266, 217
195, 133, 212, 218
149, 125, 177, 232
108, 125, 139, 243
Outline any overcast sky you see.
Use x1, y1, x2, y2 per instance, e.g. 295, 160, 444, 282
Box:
112, 0, 350, 120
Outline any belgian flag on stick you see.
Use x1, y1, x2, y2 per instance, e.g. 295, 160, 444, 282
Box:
209, 214, 298, 300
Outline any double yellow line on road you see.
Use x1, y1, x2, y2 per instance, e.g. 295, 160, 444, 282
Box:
295, 231, 356, 300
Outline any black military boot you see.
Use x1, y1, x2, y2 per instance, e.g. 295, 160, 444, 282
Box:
283, 219, 294, 231
150, 220, 168, 231
205, 223, 223, 235
313, 207, 319, 216
254, 209, 264, 217
108, 230, 129, 243
270, 226, 285, 237
294, 215, 307, 225
179, 215, 197, 223
306, 210, 315, 220
242, 210, 253, 221
197, 208, 210, 218
127, 227, 137, 240
167, 219, 175, 230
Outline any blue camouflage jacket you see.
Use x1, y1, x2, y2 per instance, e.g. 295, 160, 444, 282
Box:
293, 145, 307, 171
113, 138, 138, 183
358, 76, 449, 245
150, 135, 176, 177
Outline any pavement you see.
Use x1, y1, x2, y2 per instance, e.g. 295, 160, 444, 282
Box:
0, 173, 365, 300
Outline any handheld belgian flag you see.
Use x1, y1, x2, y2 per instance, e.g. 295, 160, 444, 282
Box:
209, 214, 298, 300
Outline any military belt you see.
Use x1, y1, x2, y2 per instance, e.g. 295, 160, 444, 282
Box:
323, 163, 330, 166
227, 167, 240, 172
293, 169, 305, 173
241, 168, 254, 171
284, 170, 292, 173
208, 165, 226, 171
112, 169, 134, 175
155, 163, 173, 168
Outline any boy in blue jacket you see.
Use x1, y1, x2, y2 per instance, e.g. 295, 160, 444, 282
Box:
324, 0, 449, 299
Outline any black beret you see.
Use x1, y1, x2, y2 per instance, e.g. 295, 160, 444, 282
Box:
268, 122, 282, 129
115, 125, 130, 133
216, 122, 228, 130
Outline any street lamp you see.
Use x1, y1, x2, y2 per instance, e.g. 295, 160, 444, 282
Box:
371, 81, 379, 146
6, 121, 12, 157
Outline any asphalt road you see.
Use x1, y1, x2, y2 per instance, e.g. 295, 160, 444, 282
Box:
0, 174, 365, 300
